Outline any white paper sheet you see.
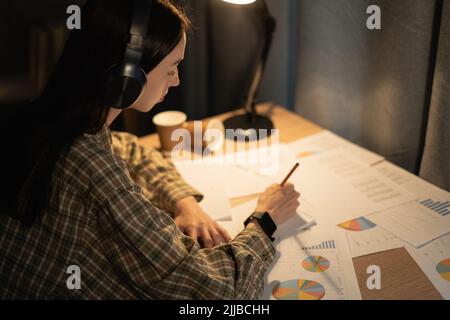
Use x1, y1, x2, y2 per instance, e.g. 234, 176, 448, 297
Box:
404, 234, 450, 299
368, 201, 450, 248
289, 149, 414, 225
223, 165, 274, 199
207, 144, 297, 199
226, 144, 297, 177
174, 161, 232, 220
261, 227, 362, 300
288, 131, 384, 166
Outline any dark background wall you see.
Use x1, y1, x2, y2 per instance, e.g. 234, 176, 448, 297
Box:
420, 0, 450, 190
293, 0, 439, 173
292, 0, 449, 190
0, 1, 82, 106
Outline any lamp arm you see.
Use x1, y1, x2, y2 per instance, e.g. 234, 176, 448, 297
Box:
258, 0, 276, 74
244, 0, 276, 118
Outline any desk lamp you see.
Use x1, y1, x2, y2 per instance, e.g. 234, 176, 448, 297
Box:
220, 0, 276, 140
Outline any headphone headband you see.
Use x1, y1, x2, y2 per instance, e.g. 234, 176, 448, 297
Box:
131, 0, 151, 41
103, 0, 152, 109
127, 0, 151, 61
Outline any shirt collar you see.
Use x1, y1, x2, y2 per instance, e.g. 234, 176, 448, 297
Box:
84, 124, 113, 151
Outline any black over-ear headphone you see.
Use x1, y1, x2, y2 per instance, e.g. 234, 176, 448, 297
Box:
103, 0, 151, 109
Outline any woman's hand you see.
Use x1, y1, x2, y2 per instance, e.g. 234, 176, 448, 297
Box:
174, 196, 232, 248
255, 183, 301, 226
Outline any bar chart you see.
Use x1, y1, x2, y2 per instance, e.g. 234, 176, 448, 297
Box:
301, 240, 336, 251
419, 199, 450, 216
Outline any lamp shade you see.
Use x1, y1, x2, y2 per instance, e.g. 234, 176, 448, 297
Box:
221, 0, 256, 5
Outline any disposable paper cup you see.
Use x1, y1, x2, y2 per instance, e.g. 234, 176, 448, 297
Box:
153, 111, 188, 153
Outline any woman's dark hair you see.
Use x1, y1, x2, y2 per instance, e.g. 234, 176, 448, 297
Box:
1, 0, 190, 226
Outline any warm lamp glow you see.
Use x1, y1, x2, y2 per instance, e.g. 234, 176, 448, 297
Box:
221, 0, 256, 5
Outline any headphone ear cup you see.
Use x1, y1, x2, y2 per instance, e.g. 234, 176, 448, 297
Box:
103, 64, 147, 109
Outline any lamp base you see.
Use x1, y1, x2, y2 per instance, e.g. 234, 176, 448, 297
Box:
223, 113, 274, 141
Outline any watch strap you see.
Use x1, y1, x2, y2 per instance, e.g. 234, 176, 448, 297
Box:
244, 211, 277, 242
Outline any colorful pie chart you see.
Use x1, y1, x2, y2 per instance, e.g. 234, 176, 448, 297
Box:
272, 279, 326, 300
302, 256, 330, 273
436, 258, 450, 281
338, 217, 376, 231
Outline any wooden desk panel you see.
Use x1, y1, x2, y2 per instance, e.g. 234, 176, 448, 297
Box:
354, 248, 442, 300
139, 104, 442, 300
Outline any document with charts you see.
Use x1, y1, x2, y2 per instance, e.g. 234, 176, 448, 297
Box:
261, 227, 361, 300
338, 216, 403, 258
371, 161, 450, 247
405, 234, 450, 299
374, 161, 450, 201
289, 148, 414, 225
368, 201, 450, 248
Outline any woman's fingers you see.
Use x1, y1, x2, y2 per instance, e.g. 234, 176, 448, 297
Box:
195, 224, 231, 248
183, 223, 231, 248
282, 183, 295, 191
199, 225, 214, 248
210, 228, 224, 247
186, 227, 198, 243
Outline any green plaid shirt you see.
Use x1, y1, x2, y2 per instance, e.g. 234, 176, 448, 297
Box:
0, 124, 275, 299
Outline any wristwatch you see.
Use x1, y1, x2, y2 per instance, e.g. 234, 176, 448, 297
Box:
244, 211, 277, 242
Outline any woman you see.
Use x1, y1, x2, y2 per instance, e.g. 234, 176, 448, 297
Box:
0, 0, 300, 299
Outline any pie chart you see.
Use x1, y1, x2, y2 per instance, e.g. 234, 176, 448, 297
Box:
436, 258, 450, 281
302, 256, 330, 273
338, 217, 376, 231
272, 279, 326, 300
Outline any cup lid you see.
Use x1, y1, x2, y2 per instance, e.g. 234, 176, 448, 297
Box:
153, 111, 187, 127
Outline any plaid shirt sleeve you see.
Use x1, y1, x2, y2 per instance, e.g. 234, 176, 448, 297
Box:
91, 152, 276, 299
111, 131, 203, 214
